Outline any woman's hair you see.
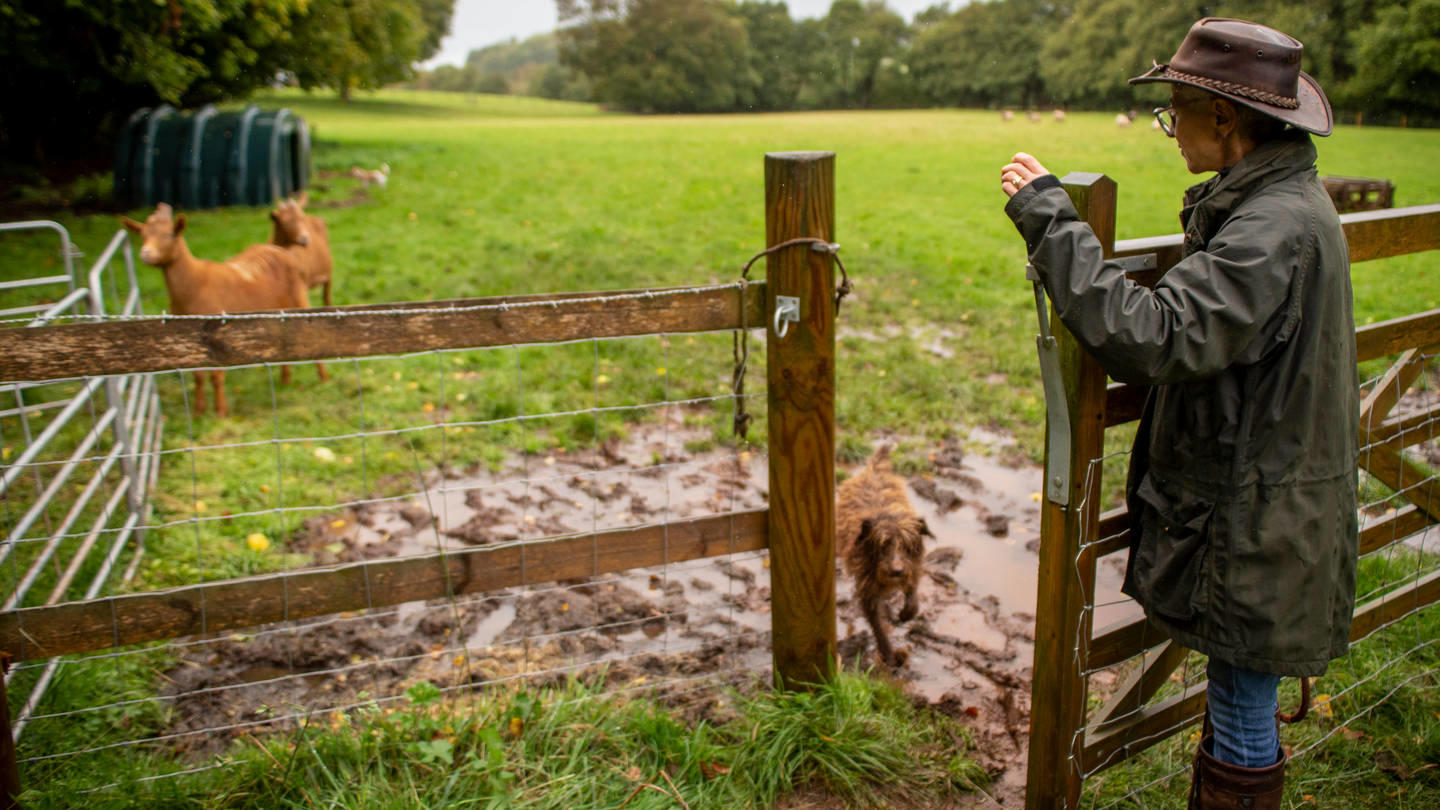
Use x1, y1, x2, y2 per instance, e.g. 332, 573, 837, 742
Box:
1176, 87, 1290, 143
1231, 99, 1289, 143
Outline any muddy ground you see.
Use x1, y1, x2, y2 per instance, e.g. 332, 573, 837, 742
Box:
156, 411, 1130, 806
154, 371, 1440, 805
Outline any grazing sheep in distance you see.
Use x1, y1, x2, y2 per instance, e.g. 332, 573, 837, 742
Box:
1002, 110, 1015, 121
120, 204, 326, 417
269, 192, 335, 306
1027, 111, 1041, 123
349, 163, 390, 190
1115, 113, 1133, 128
1053, 108, 1067, 122
836, 445, 933, 667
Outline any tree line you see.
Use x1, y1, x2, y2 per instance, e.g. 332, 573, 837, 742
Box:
1, 0, 455, 173
431, 0, 1437, 126
415, 33, 594, 102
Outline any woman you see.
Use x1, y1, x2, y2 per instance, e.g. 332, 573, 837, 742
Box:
1000, 18, 1358, 809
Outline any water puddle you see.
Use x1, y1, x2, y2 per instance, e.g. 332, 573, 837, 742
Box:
162, 413, 1140, 797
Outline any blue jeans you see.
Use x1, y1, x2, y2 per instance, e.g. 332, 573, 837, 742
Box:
1206, 658, 1283, 768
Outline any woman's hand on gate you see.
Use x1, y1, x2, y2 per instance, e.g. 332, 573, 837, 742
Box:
1001, 153, 1050, 198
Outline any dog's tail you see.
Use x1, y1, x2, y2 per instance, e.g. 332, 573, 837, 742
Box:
867, 444, 894, 473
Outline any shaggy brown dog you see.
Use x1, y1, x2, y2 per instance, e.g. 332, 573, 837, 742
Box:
836, 447, 932, 666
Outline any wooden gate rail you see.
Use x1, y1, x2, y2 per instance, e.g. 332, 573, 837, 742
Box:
0, 283, 767, 383
1027, 189, 1440, 808
0, 510, 767, 662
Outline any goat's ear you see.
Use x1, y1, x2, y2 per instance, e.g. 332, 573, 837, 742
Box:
917, 517, 934, 539
173, 214, 187, 236
120, 217, 143, 235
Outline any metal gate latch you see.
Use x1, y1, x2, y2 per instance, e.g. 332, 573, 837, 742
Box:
774, 296, 800, 338
1029, 263, 1071, 506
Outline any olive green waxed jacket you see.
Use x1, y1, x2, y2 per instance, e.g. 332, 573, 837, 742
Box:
1004, 131, 1359, 677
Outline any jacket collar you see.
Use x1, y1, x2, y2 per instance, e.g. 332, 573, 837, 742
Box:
1180, 130, 1317, 252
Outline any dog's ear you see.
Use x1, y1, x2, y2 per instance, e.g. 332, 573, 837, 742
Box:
855, 518, 874, 547
854, 518, 885, 564
917, 517, 934, 539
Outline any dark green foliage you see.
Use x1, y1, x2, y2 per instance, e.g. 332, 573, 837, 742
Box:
1344, 0, 1440, 123
0, 0, 455, 174
557, 0, 761, 114
541, 0, 1438, 122
912, 0, 1055, 109
0, 0, 302, 170
286, 0, 445, 102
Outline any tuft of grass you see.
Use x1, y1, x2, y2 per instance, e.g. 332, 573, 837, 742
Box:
729, 668, 982, 807
18, 669, 981, 809
1085, 548, 1440, 809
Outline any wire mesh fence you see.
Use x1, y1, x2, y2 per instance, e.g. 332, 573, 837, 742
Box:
1, 151, 842, 799
1073, 351, 1440, 807
3, 304, 782, 796
1020, 174, 1440, 808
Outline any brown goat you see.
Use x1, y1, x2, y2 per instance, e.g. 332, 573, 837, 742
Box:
268, 192, 335, 306
120, 204, 326, 417
836, 446, 933, 667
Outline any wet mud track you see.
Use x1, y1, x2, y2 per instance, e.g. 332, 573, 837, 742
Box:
160, 416, 1131, 803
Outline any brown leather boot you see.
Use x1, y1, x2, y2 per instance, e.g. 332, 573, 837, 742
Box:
1187, 736, 1285, 809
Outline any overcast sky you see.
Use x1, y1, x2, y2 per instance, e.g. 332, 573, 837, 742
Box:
425, 0, 948, 69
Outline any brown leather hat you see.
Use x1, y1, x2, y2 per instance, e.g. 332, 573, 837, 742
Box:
1130, 17, 1333, 136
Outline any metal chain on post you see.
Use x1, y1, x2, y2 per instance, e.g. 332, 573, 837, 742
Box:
731, 238, 849, 440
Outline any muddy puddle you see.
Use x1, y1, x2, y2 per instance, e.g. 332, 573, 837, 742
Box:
159, 413, 1135, 799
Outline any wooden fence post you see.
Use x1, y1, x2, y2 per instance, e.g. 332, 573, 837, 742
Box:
764, 151, 837, 689
1025, 172, 1116, 809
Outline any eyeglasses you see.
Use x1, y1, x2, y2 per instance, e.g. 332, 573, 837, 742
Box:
1153, 106, 1178, 137
1153, 98, 1207, 137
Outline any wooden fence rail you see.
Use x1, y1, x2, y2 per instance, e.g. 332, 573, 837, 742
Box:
0, 284, 767, 383
0, 511, 768, 662
0, 153, 839, 802
1027, 187, 1440, 808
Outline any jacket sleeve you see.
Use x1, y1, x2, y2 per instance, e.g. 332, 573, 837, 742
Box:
1004, 178, 1300, 385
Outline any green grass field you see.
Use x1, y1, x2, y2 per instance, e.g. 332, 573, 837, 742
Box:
2, 90, 1439, 807
6, 89, 1438, 587
7, 89, 1439, 454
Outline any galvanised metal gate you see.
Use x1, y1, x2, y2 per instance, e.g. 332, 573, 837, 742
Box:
0, 222, 162, 739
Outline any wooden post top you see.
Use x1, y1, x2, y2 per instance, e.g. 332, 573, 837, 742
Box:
1060, 170, 1109, 187
765, 151, 835, 162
